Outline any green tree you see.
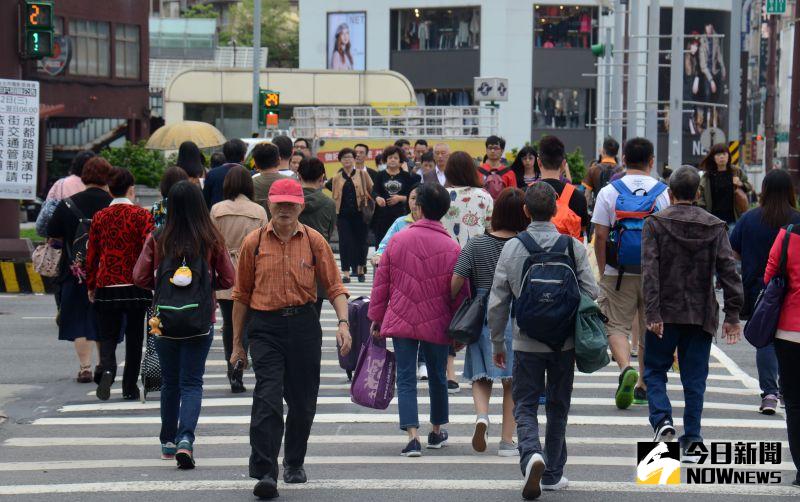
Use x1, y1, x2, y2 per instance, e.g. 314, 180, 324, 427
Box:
182, 3, 218, 19
220, 0, 299, 68
100, 141, 166, 189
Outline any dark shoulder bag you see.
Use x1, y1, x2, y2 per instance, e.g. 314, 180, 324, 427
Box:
448, 278, 487, 346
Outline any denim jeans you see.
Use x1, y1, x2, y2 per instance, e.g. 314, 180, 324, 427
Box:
154, 328, 214, 445
394, 337, 449, 431
756, 342, 780, 397
644, 324, 711, 449
512, 349, 575, 484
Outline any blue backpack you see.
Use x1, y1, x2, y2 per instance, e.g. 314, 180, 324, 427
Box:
606, 179, 667, 288
515, 232, 581, 350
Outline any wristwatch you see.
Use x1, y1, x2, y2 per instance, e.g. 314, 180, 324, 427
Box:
338, 319, 350, 327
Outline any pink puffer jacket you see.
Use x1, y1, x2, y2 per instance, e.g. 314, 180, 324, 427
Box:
368, 219, 466, 345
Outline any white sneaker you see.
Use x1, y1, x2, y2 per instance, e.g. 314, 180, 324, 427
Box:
418, 364, 428, 381
542, 476, 569, 491
522, 453, 546, 500
471, 417, 488, 452
498, 440, 520, 457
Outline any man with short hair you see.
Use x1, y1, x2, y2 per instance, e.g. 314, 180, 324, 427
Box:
478, 136, 517, 194
354, 143, 378, 184
294, 138, 312, 158
413, 139, 429, 165
395, 138, 415, 171
231, 178, 352, 500
432, 143, 450, 185
272, 135, 294, 177
419, 152, 436, 180
251, 142, 288, 217
203, 138, 247, 208
536, 135, 590, 238
591, 137, 671, 410
583, 137, 622, 211
641, 165, 742, 459
489, 182, 598, 500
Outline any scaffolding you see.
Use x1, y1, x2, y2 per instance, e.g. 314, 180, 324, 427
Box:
292, 106, 499, 139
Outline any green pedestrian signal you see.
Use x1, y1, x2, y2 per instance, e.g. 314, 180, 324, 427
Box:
21, 0, 55, 59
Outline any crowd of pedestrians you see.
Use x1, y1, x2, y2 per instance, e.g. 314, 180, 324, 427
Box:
35, 130, 800, 499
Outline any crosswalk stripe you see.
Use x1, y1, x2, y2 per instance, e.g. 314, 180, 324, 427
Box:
5, 435, 789, 448
0, 479, 797, 497
58, 397, 775, 414
0, 455, 795, 473
31, 414, 786, 428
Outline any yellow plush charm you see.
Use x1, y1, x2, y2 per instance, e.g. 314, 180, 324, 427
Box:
170, 261, 192, 287
149, 316, 162, 336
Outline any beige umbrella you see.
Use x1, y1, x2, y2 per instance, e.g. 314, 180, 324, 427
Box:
145, 121, 227, 150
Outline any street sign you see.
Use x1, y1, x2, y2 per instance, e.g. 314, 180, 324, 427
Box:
700, 127, 726, 153
473, 77, 509, 102
258, 89, 280, 127
0, 79, 39, 200
766, 0, 786, 14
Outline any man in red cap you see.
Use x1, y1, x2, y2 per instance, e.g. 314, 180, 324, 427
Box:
231, 178, 352, 500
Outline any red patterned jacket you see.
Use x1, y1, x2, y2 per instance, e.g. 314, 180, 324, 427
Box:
86, 200, 154, 290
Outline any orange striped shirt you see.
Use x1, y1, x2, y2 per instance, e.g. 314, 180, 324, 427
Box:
232, 222, 349, 311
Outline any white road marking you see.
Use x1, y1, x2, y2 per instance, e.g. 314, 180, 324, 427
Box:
0, 479, 796, 496
710, 344, 762, 393
32, 414, 786, 428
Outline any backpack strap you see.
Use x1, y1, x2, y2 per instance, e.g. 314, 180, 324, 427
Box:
516, 231, 544, 255
63, 197, 87, 223
610, 178, 632, 196
497, 166, 513, 176
477, 166, 491, 178
557, 183, 575, 206
779, 224, 794, 278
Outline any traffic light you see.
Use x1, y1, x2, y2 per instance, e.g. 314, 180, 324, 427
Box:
22, 0, 54, 59
258, 89, 280, 128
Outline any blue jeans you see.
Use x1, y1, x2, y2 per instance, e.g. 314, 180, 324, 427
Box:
513, 349, 575, 484
394, 337, 449, 431
756, 342, 780, 397
644, 324, 711, 449
154, 329, 214, 445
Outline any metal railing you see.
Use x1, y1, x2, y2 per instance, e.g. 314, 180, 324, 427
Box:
292, 106, 498, 139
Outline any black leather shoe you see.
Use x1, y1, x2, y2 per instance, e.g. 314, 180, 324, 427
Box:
283, 465, 307, 484
253, 477, 279, 499
230, 365, 246, 394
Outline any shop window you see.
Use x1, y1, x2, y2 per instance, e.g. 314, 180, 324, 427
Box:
533, 88, 595, 129
391, 7, 480, 51
68, 19, 111, 77
534, 5, 597, 49
115, 24, 140, 79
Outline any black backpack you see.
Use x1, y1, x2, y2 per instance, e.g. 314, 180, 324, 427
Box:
63, 197, 92, 283
153, 250, 213, 340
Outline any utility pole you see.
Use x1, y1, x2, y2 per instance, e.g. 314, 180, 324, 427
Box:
645, 0, 660, 168
764, 13, 777, 171
788, 0, 800, 188
667, 0, 685, 170
251, 0, 262, 136
727, 0, 743, 142
611, 0, 625, 141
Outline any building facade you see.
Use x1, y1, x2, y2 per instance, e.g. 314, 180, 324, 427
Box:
300, 0, 734, 157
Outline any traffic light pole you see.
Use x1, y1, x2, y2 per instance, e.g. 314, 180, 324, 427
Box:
667, 0, 684, 172
610, 0, 625, 142
251, 0, 262, 137
764, 14, 777, 172
789, 0, 800, 190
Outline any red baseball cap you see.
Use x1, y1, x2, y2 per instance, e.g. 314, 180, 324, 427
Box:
268, 178, 305, 205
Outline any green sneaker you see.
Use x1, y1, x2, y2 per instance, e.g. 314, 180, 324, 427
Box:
633, 386, 648, 405
615, 367, 638, 409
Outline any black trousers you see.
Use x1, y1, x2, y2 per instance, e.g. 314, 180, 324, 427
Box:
247, 304, 322, 480
775, 339, 800, 480
219, 299, 249, 376
337, 213, 367, 274
96, 306, 146, 395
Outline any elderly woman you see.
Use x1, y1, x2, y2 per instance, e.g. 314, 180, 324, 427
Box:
369, 183, 467, 457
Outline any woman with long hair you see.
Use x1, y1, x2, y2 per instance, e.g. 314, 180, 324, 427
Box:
134, 181, 235, 469
47, 157, 113, 382
697, 143, 753, 225
510, 146, 539, 188
730, 169, 800, 415
210, 166, 267, 393
451, 187, 530, 457
331, 23, 354, 70
176, 141, 205, 184
86, 167, 154, 401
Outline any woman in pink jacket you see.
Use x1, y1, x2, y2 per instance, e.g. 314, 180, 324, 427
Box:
369, 183, 466, 457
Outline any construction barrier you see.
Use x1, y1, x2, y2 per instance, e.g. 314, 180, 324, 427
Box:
0, 261, 54, 294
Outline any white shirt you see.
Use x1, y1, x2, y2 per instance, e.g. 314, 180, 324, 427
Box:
110, 197, 133, 206
590, 174, 671, 276
436, 166, 446, 186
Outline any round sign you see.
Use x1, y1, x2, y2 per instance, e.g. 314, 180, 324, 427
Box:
40, 36, 70, 76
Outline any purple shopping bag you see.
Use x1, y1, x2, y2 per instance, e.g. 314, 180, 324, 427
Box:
350, 335, 396, 410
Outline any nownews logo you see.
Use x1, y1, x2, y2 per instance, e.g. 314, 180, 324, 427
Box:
637, 442, 783, 485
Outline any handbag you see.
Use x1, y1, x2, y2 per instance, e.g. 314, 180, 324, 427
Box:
31, 240, 62, 278
734, 188, 749, 216
350, 335, 396, 410
744, 224, 794, 349
359, 170, 375, 224
447, 285, 488, 346
141, 317, 162, 401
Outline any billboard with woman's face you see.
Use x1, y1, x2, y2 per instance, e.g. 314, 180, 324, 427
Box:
327, 12, 366, 71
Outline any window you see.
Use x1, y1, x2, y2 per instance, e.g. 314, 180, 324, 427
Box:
534, 5, 597, 48
533, 88, 595, 129
115, 24, 140, 79
68, 20, 110, 77
391, 7, 480, 51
